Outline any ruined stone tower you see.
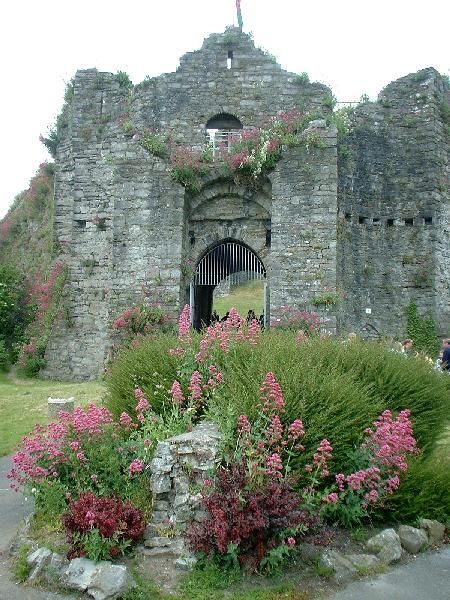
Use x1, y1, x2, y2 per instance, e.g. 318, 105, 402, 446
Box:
42, 28, 450, 380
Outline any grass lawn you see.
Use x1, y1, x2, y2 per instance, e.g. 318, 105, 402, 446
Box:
213, 280, 265, 319
0, 371, 105, 456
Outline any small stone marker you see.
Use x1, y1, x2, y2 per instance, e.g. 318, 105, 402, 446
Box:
48, 397, 74, 419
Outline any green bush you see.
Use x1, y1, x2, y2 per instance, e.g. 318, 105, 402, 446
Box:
105, 333, 180, 419
378, 453, 450, 522
107, 332, 449, 470
208, 334, 449, 466
0, 339, 9, 371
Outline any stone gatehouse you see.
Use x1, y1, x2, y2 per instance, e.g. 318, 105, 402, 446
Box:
42, 28, 450, 380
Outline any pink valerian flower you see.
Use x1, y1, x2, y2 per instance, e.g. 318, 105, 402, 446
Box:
265, 453, 283, 477
265, 415, 284, 446
170, 381, 185, 405
288, 419, 305, 440
364, 490, 379, 504
91, 474, 98, 483
134, 388, 150, 413
287, 537, 296, 547
177, 304, 191, 343
313, 439, 333, 476
323, 492, 339, 504
362, 409, 418, 472
128, 459, 144, 475
237, 415, 251, 434
385, 475, 400, 494
76, 452, 86, 461
259, 372, 285, 414
203, 479, 212, 487
189, 371, 203, 402
335, 473, 346, 492
119, 412, 133, 426
296, 330, 307, 344
59, 404, 113, 435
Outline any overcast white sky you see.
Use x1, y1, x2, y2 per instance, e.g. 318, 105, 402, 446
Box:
0, 0, 448, 219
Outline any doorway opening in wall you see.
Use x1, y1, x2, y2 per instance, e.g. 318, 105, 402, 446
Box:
190, 240, 267, 330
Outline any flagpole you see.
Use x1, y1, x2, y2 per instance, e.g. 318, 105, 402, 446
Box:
236, 0, 243, 30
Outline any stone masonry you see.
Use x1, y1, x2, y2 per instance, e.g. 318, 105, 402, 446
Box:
144, 422, 221, 565
41, 28, 449, 379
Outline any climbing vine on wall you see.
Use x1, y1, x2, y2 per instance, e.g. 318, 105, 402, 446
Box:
405, 302, 440, 356
17, 261, 68, 377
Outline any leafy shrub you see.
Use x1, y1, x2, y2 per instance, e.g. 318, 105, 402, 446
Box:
270, 306, 319, 331
378, 454, 450, 522
186, 462, 308, 571
215, 335, 448, 464
8, 403, 152, 517
63, 492, 145, 560
105, 333, 180, 419
112, 301, 174, 347
0, 339, 9, 371
139, 132, 167, 157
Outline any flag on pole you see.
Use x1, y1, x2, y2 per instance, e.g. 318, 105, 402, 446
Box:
236, 0, 243, 29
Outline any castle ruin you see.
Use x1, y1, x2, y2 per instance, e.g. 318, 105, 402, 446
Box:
42, 28, 450, 380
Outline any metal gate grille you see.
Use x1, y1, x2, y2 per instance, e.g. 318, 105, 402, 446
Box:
193, 242, 265, 285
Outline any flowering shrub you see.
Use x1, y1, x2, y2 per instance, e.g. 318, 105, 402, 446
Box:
187, 370, 419, 570
17, 260, 67, 377
169, 146, 211, 193
187, 372, 320, 570
270, 305, 320, 332
113, 301, 173, 346
322, 409, 419, 526
63, 491, 145, 560
8, 403, 151, 517
168, 305, 259, 420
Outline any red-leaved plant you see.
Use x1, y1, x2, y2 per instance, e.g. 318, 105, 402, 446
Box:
63, 492, 145, 560
186, 461, 313, 571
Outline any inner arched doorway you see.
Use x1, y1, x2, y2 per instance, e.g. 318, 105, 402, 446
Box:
190, 240, 267, 329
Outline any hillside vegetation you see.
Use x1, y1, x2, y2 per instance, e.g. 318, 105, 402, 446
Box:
0, 162, 55, 277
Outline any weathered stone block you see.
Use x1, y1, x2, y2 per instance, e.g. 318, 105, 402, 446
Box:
366, 529, 402, 564
398, 525, 428, 554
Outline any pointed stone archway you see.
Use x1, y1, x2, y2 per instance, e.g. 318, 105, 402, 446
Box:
190, 239, 267, 329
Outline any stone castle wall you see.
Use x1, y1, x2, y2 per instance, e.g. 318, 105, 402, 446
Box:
42, 29, 449, 380
337, 68, 450, 337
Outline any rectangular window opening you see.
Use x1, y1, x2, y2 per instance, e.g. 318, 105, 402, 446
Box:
345, 212, 351, 221
387, 218, 394, 227
359, 216, 368, 225
75, 219, 86, 228
404, 218, 414, 226
424, 216, 433, 225
265, 229, 271, 247
227, 50, 233, 59
372, 218, 380, 225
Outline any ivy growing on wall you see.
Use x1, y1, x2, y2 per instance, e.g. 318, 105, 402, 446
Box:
405, 302, 440, 356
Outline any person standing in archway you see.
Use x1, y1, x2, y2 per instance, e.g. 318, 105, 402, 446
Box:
442, 338, 450, 371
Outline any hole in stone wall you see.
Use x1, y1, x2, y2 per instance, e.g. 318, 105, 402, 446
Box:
424, 216, 433, 225
404, 218, 414, 226
228, 50, 233, 59
345, 212, 351, 221
265, 229, 271, 247
359, 216, 368, 225
387, 219, 394, 227
75, 220, 86, 228
189, 230, 195, 246
372, 218, 380, 225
